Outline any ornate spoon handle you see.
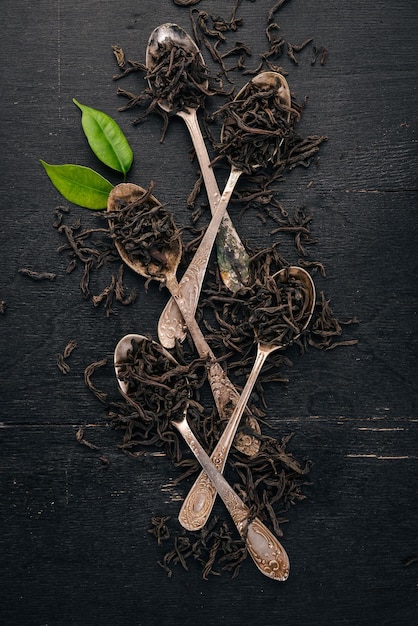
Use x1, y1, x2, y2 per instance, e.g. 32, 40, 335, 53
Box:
173, 411, 290, 581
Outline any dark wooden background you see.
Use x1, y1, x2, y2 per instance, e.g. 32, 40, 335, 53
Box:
1, 1, 417, 624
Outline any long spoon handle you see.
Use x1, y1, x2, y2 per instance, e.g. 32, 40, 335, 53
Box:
158, 165, 242, 349
179, 110, 249, 292
178, 346, 270, 531
173, 412, 290, 581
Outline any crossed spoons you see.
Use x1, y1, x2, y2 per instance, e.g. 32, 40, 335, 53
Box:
114, 333, 290, 582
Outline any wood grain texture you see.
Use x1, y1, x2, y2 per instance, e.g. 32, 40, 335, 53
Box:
1, 0, 417, 624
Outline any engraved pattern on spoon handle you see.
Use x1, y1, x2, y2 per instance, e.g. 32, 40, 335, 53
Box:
179, 347, 269, 531
158, 166, 242, 349
173, 414, 290, 581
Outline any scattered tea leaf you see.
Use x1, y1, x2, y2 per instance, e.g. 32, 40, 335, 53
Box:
18, 268, 57, 281
40, 161, 113, 209
73, 99, 133, 177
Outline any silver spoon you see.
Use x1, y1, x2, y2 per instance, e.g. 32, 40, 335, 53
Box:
178, 266, 316, 531
154, 66, 292, 349
146, 23, 250, 297
108, 182, 260, 455
112, 338, 289, 581
173, 407, 290, 581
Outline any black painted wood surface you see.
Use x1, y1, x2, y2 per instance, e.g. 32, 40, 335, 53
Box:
1, 1, 417, 624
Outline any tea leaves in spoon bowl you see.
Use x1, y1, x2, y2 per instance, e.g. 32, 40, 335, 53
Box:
73, 99, 133, 177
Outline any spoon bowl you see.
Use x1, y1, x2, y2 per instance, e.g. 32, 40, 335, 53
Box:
218, 70, 292, 175
114, 333, 180, 397
146, 22, 209, 114
251, 70, 292, 107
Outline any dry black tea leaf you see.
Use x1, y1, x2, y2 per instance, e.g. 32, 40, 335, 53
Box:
75, 426, 100, 450
84, 358, 108, 403
18, 268, 57, 281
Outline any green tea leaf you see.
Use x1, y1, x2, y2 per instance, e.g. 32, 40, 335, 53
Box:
73, 99, 133, 176
40, 161, 113, 209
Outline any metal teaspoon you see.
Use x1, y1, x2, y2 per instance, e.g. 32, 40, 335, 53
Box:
146, 23, 250, 314
178, 266, 316, 531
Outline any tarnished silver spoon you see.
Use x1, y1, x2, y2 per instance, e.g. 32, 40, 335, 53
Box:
173, 407, 290, 581
146, 23, 250, 294
178, 266, 316, 532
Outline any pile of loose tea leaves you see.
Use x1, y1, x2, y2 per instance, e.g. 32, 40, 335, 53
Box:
112, 18, 327, 230
197, 243, 357, 397
113, 25, 219, 140
246, 271, 312, 346
76, 220, 356, 577
100, 299, 316, 579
